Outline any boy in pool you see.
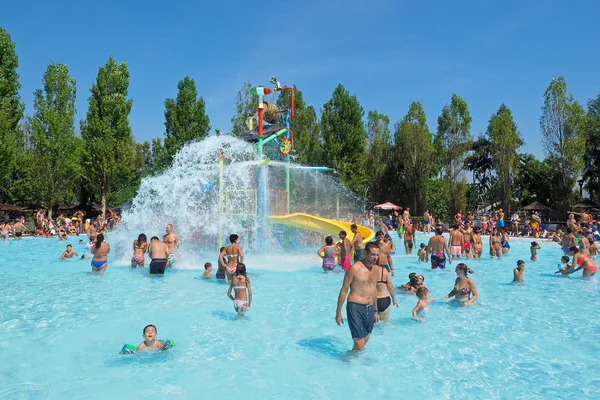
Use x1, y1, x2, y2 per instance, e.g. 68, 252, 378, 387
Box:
203, 262, 213, 278
417, 243, 427, 262
530, 241, 541, 261
61, 244, 78, 260
137, 324, 164, 352
412, 287, 434, 322
513, 260, 525, 282
556, 256, 572, 274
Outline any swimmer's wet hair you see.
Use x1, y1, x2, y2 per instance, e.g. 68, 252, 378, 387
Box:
350, 224, 357, 230
456, 263, 474, 276
204, 262, 212, 269
325, 236, 333, 245
409, 272, 417, 279
561, 256, 570, 263
416, 286, 428, 298
365, 241, 379, 253
230, 234, 239, 243
143, 324, 157, 334
339, 230, 347, 237
151, 236, 159, 241
219, 246, 225, 252
420, 243, 426, 249
435, 227, 443, 235
517, 260, 525, 267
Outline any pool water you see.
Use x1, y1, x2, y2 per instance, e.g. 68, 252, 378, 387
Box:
1, 234, 599, 399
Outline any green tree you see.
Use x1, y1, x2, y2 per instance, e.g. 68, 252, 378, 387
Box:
30, 63, 80, 217
81, 57, 135, 215
230, 81, 255, 135
150, 138, 168, 174
584, 93, 600, 200
486, 104, 522, 212
435, 94, 473, 216
514, 153, 557, 207
540, 77, 586, 218
465, 137, 493, 211
365, 110, 392, 202
276, 86, 321, 165
394, 101, 435, 212
163, 77, 210, 165
320, 84, 367, 193
0, 27, 25, 203
424, 178, 450, 221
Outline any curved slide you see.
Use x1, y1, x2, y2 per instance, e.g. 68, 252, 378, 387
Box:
268, 213, 375, 244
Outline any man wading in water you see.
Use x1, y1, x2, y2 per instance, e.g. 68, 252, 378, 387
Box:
335, 242, 380, 352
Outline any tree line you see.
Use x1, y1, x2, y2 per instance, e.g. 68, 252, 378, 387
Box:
1, 27, 599, 220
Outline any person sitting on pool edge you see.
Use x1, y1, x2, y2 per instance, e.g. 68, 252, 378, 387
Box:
61, 244, 78, 260
137, 324, 164, 352
203, 262, 213, 278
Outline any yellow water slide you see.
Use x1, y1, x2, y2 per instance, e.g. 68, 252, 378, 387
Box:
268, 213, 375, 244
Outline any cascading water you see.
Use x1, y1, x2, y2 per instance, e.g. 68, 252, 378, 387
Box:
117, 135, 364, 261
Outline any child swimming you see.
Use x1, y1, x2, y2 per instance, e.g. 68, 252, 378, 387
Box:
530, 241, 541, 261
555, 256, 571, 274
513, 260, 525, 282
137, 324, 164, 352
417, 243, 427, 262
400, 272, 419, 292
203, 262, 212, 278
412, 287, 433, 321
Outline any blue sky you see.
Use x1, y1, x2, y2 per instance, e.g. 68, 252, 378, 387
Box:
2, 0, 599, 159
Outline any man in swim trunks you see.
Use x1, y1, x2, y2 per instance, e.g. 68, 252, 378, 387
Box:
462, 223, 473, 256
13, 220, 25, 240
404, 222, 415, 255
376, 230, 394, 276
427, 227, 452, 269
423, 210, 431, 234
163, 224, 179, 268
351, 224, 365, 263
449, 224, 464, 260
148, 236, 169, 275
338, 231, 353, 271
216, 246, 227, 280
335, 242, 380, 352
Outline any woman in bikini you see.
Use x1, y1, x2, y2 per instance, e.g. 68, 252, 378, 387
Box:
490, 228, 502, 258
131, 233, 147, 268
220, 234, 245, 282
562, 248, 598, 278
317, 236, 337, 272
375, 262, 399, 324
443, 263, 478, 305
91, 233, 110, 274
471, 227, 483, 259
227, 263, 252, 314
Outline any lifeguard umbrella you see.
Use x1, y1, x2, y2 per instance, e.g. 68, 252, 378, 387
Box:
374, 202, 401, 210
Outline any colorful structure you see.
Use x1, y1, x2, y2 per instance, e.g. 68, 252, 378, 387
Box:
218, 79, 374, 252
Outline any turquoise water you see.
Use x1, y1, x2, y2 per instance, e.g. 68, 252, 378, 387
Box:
1, 234, 599, 399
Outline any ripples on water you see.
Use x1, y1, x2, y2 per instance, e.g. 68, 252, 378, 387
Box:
1, 235, 599, 399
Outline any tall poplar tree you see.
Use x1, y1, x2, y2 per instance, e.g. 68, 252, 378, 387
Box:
365, 110, 392, 202
435, 94, 472, 216
31, 63, 80, 217
230, 81, 255, 135
81, 57, 135, 215
320, 84, 367, 193
163, 77, 210, 165
485, 104, 522, 213
0, 28, 25, 202
540, 77, 586, 217
583, 93, 600, 200
395, 101, 435, 212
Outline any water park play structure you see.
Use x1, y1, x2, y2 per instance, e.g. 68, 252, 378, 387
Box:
120, 78, 373, 254
215, 78, 374, 252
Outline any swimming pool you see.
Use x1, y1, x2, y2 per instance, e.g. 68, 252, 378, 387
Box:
1, 234, 599, 399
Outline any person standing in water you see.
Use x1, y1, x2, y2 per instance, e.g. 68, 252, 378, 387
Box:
163, 224, 179, 268
338, 231, 353, 271
404, 223, 415, 255
449, 225, 464, 260
375, 258, 399, 325
220, 234, 244, 282
423, 209, 432, 234
131, 233, 147, 268
228, 263, 252, 314
148, 236, 169, 275
513, 260, 526, 282
317, 236, 337, 272
335, 242, 380, 352
351, 224, 365, 263
0, 221, 9, 241
561, 248, 598, 278
442, 263, 478, 305
13, 219, 25, 239
427, 227, 452, 269
376, 230, 394, 276
90, 233, 110, 273
216, 246, 227, 280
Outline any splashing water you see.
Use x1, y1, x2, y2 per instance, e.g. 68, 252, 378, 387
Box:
117, 135, 364, 257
